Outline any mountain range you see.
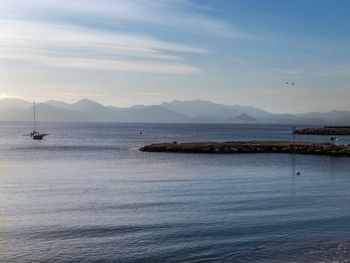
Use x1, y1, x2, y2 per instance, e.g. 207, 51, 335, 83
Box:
0, 98, 349, 124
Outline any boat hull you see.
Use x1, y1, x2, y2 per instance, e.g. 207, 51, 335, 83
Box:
31, 134, 47, 140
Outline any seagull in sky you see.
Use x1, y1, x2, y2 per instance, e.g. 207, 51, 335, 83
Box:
285, 81, 295, 87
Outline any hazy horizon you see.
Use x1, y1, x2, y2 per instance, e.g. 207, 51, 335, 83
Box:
1, 0, 350, 113
2, 96, 350, 115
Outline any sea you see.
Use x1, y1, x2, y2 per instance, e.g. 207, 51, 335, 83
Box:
1, 122, 350, 262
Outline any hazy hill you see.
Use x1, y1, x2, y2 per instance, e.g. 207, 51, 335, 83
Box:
0, 99, 191, 123
0, 103, 93, 122
0, 97, 350, 124
71, 99, 106, 111
118, 106, 192, 123
161, 100, 274, 120
294, 110, 350, 124
45, 100, 72, 110
226, 114, 258, 123
0, 98, 32, 111
161, 100, 239, 118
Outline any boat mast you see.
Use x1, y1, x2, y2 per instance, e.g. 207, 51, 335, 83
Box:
33, 101, 36, 131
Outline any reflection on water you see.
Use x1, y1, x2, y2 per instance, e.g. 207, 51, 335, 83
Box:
0, 122, 350, 262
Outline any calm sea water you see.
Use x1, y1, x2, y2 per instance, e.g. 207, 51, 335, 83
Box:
1, 122, 350, 262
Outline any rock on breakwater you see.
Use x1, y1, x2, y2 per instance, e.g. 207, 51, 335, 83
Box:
140, 141, 350, 156
294, 128, 350, 135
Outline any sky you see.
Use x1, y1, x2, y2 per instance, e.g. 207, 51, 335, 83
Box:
0, 0, 349, 113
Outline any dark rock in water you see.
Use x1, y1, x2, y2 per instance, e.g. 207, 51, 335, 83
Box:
294, 128, 350, 135
140, 141, 350, 156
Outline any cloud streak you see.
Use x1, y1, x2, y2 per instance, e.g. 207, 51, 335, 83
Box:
0, 0, 248, 38
0, 20, 205, 74
0, 0, 258, 74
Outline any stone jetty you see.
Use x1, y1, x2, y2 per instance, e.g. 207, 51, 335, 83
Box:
294, 127, 350, 135
140, 141, 350, 156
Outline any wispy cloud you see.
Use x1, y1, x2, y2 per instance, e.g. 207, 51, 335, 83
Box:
0, 0, 249, 38
0, 20, 205, 74
0, 0, 258, 74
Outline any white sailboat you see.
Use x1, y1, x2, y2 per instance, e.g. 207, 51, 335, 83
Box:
30, 102, 48, 140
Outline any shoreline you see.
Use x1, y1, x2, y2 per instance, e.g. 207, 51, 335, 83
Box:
140, 141, 350, 156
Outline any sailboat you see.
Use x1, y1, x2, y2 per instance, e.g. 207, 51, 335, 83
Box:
30, 102, 48, 140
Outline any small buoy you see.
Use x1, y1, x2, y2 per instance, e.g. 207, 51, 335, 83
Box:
296, 171, 301, 175
140, 131, 142, 135
173, 141, 177, 144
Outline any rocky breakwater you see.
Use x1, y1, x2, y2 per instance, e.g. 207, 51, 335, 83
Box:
294, 127, 350, 135
140, 141, 350, 156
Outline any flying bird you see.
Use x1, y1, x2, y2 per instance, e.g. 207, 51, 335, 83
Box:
285, 81, 295, 87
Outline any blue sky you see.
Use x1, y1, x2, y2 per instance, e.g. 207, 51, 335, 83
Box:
0, 0, 349, 113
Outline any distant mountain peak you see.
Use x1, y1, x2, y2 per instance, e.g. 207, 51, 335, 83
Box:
72, 98, 104, 110
46, 99, 66, 103
75, 98, 101, 105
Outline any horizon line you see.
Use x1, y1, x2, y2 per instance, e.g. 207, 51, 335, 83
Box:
0, 96, 348, 115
